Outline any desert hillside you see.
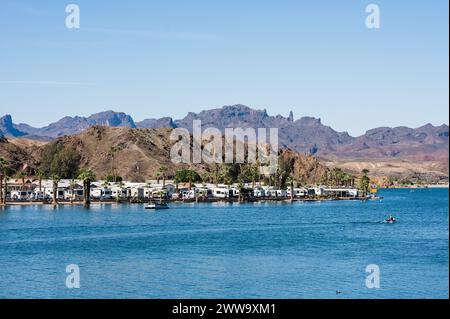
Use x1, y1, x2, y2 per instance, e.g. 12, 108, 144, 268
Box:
1, 126, 329, 183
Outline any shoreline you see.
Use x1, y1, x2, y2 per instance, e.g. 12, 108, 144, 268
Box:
2, 187, 446, 207
0, 196, 376, 207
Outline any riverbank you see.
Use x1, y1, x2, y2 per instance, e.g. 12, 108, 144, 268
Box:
0, 196, 377, 207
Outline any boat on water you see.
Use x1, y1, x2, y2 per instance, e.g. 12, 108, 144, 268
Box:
145, 202, 169, 210
383, 215, 397, 224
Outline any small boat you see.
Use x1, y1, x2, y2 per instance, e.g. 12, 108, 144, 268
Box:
383, 215, 397, 224
145, 202, 169, 210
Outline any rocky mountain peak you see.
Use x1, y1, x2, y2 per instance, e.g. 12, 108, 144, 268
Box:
0, 114, 27, 137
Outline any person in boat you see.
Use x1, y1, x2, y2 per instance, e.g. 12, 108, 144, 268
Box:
386, 215, 396, 223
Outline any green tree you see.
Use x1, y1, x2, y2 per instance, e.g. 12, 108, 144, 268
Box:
36, 169, 46, 192
0, 157, 8, 204
106, 174, 122, 183
69, 179, 77, 203
158, 165, 168, 188
358, 169, 371, 197
51, 174, 60, 205
287, 176, 295, 202
40, 142, 81, 179
212, 163, 220, 186
16, 170, 26, 190
237, 180, 245, 202
78, 169, 96, 207
174, 169, 201, 189
2, 175, 9, 204
320, 170, 330, 186
108, 146, 120, 183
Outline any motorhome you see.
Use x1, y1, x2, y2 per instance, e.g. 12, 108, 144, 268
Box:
181, 189, 196, 200
91, 188, 112, 200
286, 188, 308, 198
64, 189, 84, 200
45, 188, 65, 200
111, 187, 127, 199
253, 187, 265, 198
213, 188, 230, 199
321, 188, 358, 198
130, 187, 144, 200
10, 190, 32, 200
196, 188, 212, 199
276, 189, 287, 197
30, 190, 47, 200
266, 189, 277, 197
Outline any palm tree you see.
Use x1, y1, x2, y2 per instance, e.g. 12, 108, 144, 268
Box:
201, 172, 211, 184
187, 170, 197, 190
155, 172, 161, 185
237, 180, 245, 202
36, 169, 46, 192
78, 169, 96, 207
287, 176, 295, 202
158, 165, 168, 188
51, 174, 60, 206
250, 164, 259, 189
108, 146, 119, 183
220, 164, 236, 187
320, 170, 330, 186
69, 179, 78, 203
2, 175, 9, 204
212, 163, 220, 187
16, 171, 26, 190
341, 173, 348, 187
358, 169, 371, 197
0, 157, 8, 205
116, 180, 125, 202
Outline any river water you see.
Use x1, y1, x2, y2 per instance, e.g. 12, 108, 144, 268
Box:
0, 188, 448, 298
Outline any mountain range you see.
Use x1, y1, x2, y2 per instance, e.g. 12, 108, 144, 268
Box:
1, 104, 448, 163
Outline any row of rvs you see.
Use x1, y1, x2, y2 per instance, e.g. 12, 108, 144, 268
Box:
4, 181, 359, 201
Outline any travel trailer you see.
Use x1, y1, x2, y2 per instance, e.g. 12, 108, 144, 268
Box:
213, 188, 230, 199
10, 190, 32, 200
253, 187, 266, 198
286, 188, 308, 198
45, 188, 65, 200
30, 190, 47, 200
111, 187, 127, 199
64, 189, 84, 200
130, 187, 144, 200
91, 188, 113, 200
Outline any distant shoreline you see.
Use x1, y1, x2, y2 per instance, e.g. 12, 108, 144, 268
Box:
1, 196, 377, 207
387, 185, 449, 189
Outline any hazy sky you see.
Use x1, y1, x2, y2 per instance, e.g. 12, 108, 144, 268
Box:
0, 0, 448, 136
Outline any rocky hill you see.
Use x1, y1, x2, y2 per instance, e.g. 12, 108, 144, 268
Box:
33, 126, 180, 181
0, 137, 38, 172
1, 104, 448, 167
1, 126, 329, 183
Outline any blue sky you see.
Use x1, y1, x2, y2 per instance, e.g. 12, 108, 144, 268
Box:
0, 0, 448, 136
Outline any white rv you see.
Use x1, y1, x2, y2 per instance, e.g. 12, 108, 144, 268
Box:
10, 190, 32, 200
91, 188, 112, 200
213, 188, 230, 199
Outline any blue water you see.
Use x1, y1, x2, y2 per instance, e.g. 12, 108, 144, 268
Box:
0, 188, 448, 299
